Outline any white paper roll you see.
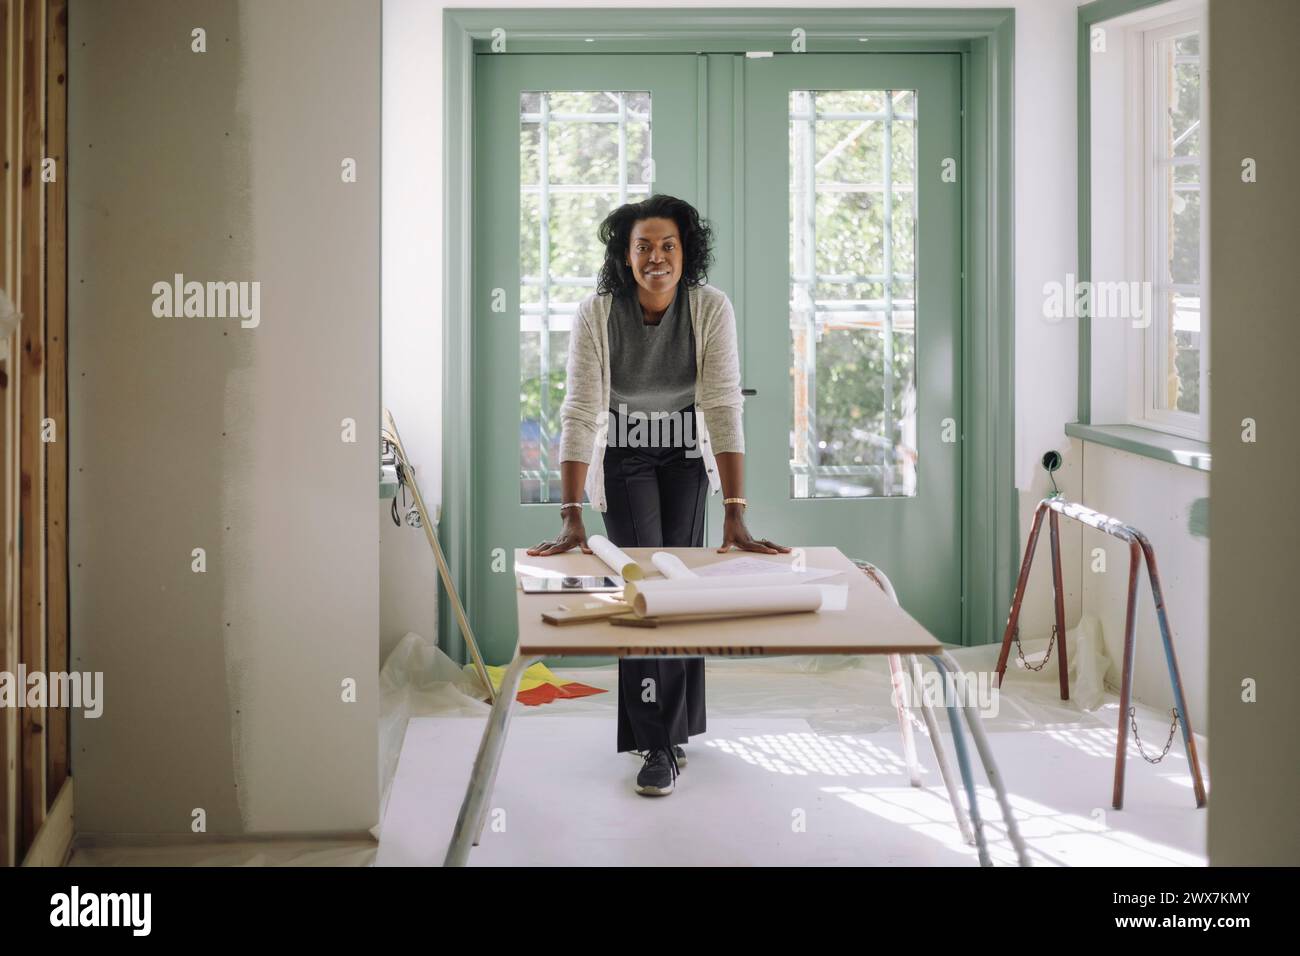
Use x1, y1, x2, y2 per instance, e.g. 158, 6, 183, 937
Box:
633, 571, 831, 593
632, 584, 822, 618
650, 552, 697, 580
587, 534, 643, 581
816, 584, 849, 611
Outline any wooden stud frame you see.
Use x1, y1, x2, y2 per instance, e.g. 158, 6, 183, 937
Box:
0, 0, 69, 867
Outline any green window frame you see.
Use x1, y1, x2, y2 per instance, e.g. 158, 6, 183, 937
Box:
1074, 0, 1211, 470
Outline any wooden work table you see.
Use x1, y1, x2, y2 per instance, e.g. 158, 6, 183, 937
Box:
444, 545, 1030, 867
512, 545, 944, 657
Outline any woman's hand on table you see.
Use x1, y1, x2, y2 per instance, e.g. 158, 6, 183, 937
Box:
717, 510, 790, 555
526, 513, 594, 557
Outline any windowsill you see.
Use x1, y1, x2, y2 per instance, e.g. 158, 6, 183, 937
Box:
1065, 422, 1211, 472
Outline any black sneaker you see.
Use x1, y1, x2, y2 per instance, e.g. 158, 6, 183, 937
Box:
632, 745, 687, 768
635, 747, 679, 796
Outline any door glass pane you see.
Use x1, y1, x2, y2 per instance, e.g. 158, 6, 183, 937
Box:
789, 89, 918, 498
519, 91, 653, 503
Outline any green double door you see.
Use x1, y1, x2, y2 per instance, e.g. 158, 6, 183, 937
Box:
471, 52, 962, 659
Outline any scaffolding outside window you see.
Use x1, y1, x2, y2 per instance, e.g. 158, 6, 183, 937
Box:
518, 91, 653, 503
789, 89, 919, 499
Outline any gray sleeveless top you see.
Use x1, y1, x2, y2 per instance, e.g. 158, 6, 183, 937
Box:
607, 283, 697, 417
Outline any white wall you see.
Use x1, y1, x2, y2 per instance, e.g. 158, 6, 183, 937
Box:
70, 0, 380, 835
381, 0, 442, 662
1079, 444, 1209, 727
381, 0, 1084, 655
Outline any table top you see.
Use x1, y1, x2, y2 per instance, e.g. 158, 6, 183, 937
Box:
512, 546, 945, 658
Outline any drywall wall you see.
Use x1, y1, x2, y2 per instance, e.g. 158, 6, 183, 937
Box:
381, 501, 438, 665
381, 0, 1083, 653
1079, 443, 1209, 729
69, 0, 380, 835
1205, 0, 1300, 866
380, 0, 441, 662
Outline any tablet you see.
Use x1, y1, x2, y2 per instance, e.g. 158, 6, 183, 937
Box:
520, 574, 624, 594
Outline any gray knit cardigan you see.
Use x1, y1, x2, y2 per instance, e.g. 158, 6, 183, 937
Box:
558, 282, 746, 512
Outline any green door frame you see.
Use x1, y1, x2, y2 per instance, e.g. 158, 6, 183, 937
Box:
441, 7, 1016, 660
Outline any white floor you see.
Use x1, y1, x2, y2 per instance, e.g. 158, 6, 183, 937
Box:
68, 622, 1209, 867
376, 631, 1209, 867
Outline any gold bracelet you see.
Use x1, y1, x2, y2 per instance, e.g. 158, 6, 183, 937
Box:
723, 497, 747, 507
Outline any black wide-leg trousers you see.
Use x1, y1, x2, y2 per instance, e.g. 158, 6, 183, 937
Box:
602, 431, 709, 753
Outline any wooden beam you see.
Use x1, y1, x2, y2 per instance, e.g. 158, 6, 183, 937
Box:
43, 0, 66, 806
0, 331, 14, 868
0, 341, 13, 868
20, 775, 70, 866
1, 0, 10, 294
0, 0, 20, 871
18, 0, 47, 854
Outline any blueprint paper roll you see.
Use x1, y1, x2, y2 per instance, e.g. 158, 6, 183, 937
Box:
650, 552, 697, 580
632, 571, 832, 594
632, 584, 822, 618
587, 534, 643, 581
624, 572, 833, 608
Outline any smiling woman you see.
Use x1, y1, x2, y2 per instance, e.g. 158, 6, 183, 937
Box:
525, 193, 790, 797
595, 194, 714, 305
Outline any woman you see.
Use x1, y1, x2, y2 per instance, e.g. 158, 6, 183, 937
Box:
526, 194, 788, 797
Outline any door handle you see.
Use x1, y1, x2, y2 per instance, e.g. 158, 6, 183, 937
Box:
741, 388, 757, 396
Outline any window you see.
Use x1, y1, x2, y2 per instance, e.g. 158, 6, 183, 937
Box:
1137, 20, 1206, 437
788, 89, 919, 498
518, 91, 653, 503
1084, 0, 1209, 446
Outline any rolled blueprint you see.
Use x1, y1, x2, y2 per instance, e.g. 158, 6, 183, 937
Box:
587, 534, 644, 581
631, 571, 835, 595
631, 584, 823, 618
650, 551, 697, 580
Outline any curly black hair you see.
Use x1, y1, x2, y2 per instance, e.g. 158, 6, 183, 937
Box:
595, 194, 714, 297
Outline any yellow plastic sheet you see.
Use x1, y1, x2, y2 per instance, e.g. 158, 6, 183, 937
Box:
471, 661, 570, 693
